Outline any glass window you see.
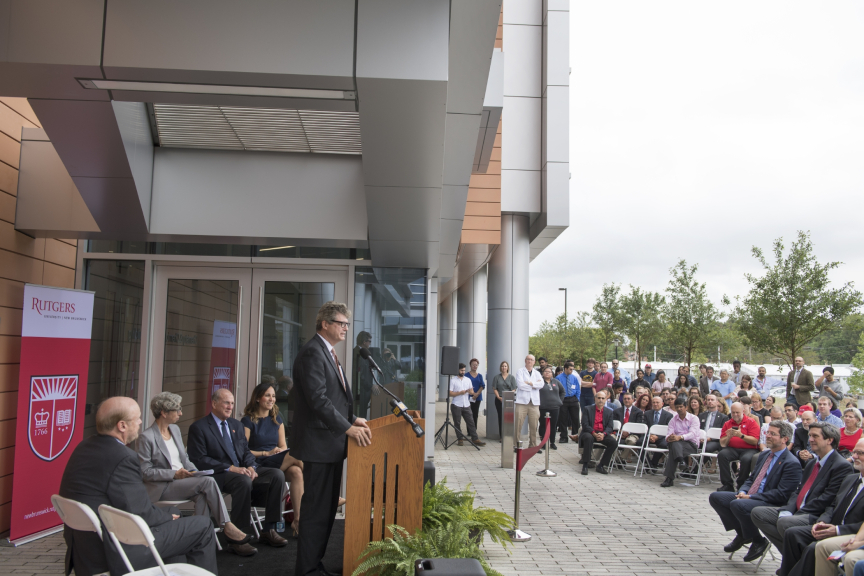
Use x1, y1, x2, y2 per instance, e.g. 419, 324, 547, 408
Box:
87, 240, 371, 261
352, 268, 426, 417
151, 243, 253, 257
88, 240, 147, 254
83, 260, 146, 438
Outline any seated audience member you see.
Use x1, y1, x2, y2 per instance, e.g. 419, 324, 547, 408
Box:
717, 402, 761, 492
750, 392, 768, 420
642, 395, 673, 472
187, 388, 288, 548
650, 370, 669, 394
612, 393, 644, 446
687, 395, 703, 417
785, 402, 801, 428
709, 420, 801, 563
689, 386, 702, 400
751, 422, 851, 552
60, 397, 217, 576
634, 392, 652, 414
764, 395, 776, 412
242, 382, 306, 537
699, 393, 729, 454
780, 438, 864, 576
814, 520, 864, 576
740, 396, 763, 426
840, 408, 864, 458
793, 409, 818, 465
816, 396, 844, 428
662, 388, 676, 413
736, 374, 755, 396
138, 392, 254, 556
450, 363, 487, 447
608, 382, 624, 409
571, 390, 617, 475
660, 397, 701, 488
716, 369, 737, 407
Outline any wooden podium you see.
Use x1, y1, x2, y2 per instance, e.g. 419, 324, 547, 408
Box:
343, 411, 425, 576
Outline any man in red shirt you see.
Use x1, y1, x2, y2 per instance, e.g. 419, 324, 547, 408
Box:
717, 402, 761, 492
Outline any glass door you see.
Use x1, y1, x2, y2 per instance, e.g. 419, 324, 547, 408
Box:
246, 268, 348, 431
148, 266, 253, 436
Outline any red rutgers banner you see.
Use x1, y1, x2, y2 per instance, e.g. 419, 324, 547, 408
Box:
10, 284, 94, 543
206, 320, 237, 413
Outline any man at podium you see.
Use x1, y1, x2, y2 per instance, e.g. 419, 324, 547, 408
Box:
292, 301, 373, 576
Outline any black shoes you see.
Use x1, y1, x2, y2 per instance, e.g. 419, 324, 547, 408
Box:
558, 438, 569, 444
660, 477, 674, 488
587, 461, 596, 468
550, 443, 558, 450
724, 535, 750, 553
596, 466, 609, 474
743, 538, 770, 562
581, 464, 589, 475
717, 485, 735, 492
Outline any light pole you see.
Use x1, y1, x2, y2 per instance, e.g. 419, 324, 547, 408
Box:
559, 288, 567, 324
613, 338, 619, 363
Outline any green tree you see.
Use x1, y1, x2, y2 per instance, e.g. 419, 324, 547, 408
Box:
848, 332, 864, 396
618, 286, 665, 370
663, 259, 720, 366
591, 283, 622, 362
733, 231, 864, 367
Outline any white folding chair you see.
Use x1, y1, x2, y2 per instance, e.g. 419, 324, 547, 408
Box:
51, 495, 109, 576
638, 424, 669, 477
729, 541, 778, 572
696, 427, 723, 486
98, 504, 212, 576
611, 422, 649, 474
154, 499, 222, 551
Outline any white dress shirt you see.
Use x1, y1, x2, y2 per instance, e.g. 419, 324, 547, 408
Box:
514, 367, 544, 405
450, 376, 473, 408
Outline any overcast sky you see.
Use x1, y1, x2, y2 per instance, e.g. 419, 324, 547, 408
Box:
528, 1, 864, 333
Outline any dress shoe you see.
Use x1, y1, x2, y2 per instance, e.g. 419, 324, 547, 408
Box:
224, 532, 253, 545
228, 541, 258, 556
473, 439, 486, 446
596, 466, 609, 474
457, 439, 464, 446
550, 443, 558, 450
558, 438, 569, 444
743, 538, 770, 562
568, 434, 579, 441
660, 477, 674, 488
537, 448, 543, 454
723, 535, 749, 553
581, 464, 589, 475
587, 461, 596, 468
258, 529, 288, 547
717, 485, 734, 493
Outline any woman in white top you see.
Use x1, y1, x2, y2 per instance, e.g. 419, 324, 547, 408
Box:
137, 391, 254, 551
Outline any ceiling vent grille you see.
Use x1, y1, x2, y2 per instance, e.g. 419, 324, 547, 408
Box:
152, 104, 362, 155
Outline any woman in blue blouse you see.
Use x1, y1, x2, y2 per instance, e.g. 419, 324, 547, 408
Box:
467, 358, 486, 429
242, 382, 305, 536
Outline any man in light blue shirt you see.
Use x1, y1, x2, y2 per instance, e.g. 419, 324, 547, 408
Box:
715, 369, 737, 407
815, 396, 843, 428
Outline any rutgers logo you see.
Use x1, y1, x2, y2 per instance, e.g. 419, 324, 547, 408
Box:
29, 375, 78, 461
212, 367, 231, 391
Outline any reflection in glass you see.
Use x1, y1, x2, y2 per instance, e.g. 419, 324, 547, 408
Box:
258, 281, 335, 435
352, 268, 426, 418
162, 279, 239, 438
83, 260, 145, 438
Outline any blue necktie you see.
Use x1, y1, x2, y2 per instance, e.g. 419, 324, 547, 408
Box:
654, 412, 659, 425
221, 420, 240, 466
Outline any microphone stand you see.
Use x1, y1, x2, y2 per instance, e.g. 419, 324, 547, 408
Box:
367, 364, 425, 438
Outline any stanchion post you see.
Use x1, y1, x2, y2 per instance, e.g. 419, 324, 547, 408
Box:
536, 415, 556, 477
508, 440, 531, 542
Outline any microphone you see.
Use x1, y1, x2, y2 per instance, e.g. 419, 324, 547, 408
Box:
389, 399, 425, 438
358, 347, 383, 374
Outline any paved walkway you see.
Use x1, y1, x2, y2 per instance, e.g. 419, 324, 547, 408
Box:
0, 402, 783, 576
434, 400, 781, 576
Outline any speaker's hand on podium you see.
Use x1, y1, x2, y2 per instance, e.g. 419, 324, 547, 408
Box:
347, 418, 372, 447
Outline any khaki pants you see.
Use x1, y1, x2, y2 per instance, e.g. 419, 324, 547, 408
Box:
814, 535, 864, 576
515, 403, 540, 447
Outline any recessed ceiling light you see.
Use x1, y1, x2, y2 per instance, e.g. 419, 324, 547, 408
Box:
78, 79, 355, 100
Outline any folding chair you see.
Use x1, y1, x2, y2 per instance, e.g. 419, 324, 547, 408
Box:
696, 427, 723, 486
638, 424, 669, 477
51, 495, 110, 576
611, 422, 648, 474
154, 499, 222, 551
728, 541, 778, 572
98, 504, 212, 576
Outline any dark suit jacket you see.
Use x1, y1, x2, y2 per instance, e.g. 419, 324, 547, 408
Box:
781, 450, 854, 516
739, 448, 803, 505
187, 414, 256, 473
643, 409, 673, 429
59, 434, 174, 576
291, 334, 356, 463
787, 368, 815, 406
581, 404, 615, 435
698, 410, 729, 431
792, 426, 810, 457
612, 406, 644, 440
818, 473, 864, 535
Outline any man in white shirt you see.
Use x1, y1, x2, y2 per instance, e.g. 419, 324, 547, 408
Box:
449, 363, 486, 447
514, 354, 544, 448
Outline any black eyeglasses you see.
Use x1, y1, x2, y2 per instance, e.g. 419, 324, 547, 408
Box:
328, 320, 351, 328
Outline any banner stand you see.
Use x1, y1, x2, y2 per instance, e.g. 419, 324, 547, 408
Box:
6, 525, 64, 547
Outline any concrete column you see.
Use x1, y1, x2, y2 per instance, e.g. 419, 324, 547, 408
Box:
456, 266, 488, 373
486, 214, 530, 438
438, 292, 457, 400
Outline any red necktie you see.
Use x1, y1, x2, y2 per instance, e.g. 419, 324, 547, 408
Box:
624, 408, 630, 424
748, 452, 775, 496
796, 461, 821, 511
331, 349, 346, 391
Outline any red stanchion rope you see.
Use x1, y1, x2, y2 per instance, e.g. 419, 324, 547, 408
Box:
515, 415, 551, 471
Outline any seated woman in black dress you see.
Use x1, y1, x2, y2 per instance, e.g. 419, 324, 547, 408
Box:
242, 383, 305, 536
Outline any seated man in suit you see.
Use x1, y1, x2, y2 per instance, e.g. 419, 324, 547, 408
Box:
717, 402, 762, 492
793, 409, 818, 465
709, 420, 801, 563
642, 395, 673, 472
187, 388, 287, 548
699, 393, 730, 453
570, 389, 617, 475
751, 422, 852, 551
781, 438, 864, 576
612, 392, 643, 446
59, 397, 217, 576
